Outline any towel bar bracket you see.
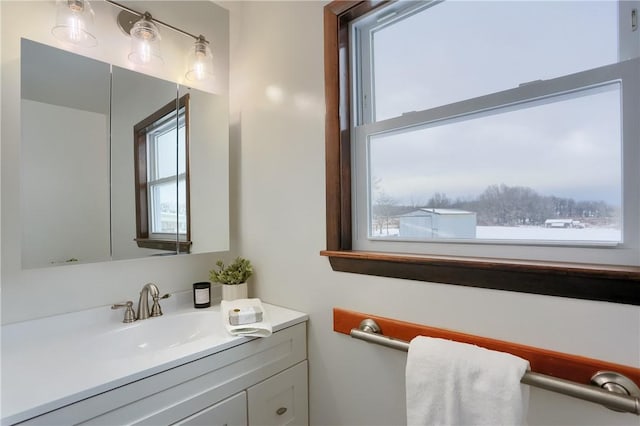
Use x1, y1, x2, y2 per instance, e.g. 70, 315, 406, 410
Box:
359, 319, 381, 334
591, 371, 640, 408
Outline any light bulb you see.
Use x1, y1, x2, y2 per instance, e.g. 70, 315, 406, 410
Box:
52, 0, 97, 48
186, 36, 213, 81
193, 51, 206, 80
66, 14, 84, 42
132, 39, 152, 64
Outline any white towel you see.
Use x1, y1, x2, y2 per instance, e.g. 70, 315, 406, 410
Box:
406, 337, 530, 426
221, 298, 272, 337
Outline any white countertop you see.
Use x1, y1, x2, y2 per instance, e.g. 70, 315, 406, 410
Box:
1, 294, 307, 425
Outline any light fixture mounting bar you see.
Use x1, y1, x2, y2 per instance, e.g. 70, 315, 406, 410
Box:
105, 0, 202, 41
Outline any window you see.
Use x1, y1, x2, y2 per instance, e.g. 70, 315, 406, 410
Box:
322, 1, 640, 304
134, 94, 191, 253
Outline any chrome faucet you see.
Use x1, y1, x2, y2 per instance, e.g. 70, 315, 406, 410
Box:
111, 301, 137, 323
137, 283, 163, 320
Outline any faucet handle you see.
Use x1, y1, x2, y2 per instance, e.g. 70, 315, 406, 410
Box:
150, 295, 163, 317
111, 301, 137, 323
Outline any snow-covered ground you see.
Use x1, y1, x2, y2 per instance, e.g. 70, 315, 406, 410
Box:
372, 226, 620, 242
476, 226, 620, 242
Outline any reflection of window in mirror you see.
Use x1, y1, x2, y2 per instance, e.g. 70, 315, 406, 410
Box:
134, 94, 191, 253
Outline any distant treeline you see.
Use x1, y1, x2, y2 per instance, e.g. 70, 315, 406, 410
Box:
373, 184, 618, 227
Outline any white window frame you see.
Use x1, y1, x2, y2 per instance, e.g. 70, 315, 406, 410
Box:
146, 106, 187, 240
350, 1, 640, 267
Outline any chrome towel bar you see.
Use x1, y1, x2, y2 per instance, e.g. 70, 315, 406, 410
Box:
350, 320, 640, 415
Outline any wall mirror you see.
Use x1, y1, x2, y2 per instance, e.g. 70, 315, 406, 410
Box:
21, 39, 229, 269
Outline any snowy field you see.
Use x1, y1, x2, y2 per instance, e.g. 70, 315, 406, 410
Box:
476, 226, 620, 242
372, 226, 621, 242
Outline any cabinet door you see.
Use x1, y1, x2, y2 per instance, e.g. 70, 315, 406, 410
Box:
173, 392, 247, 426
247, 361, 308, 426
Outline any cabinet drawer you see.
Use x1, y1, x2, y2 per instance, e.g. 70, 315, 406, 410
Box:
173, 392, 247, 426
247, 361, 308, 426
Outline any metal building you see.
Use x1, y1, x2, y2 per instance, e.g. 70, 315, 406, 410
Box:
398, 208, 476, 239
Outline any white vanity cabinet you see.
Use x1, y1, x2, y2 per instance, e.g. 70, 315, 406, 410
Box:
247, 360, 308, 425
14, 323, 308, 426
173, 392, 247, 426
173, 359, 309, 426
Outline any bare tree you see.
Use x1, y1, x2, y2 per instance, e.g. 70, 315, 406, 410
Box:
427, 192, 451, 208
372, 190, 397, 235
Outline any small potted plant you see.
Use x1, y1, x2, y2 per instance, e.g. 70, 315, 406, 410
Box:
210, 257, 253, 301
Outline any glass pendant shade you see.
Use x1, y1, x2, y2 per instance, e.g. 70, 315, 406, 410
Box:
128, 13, 163, 66
52, 0, 97, 48
185, 36, 214, 81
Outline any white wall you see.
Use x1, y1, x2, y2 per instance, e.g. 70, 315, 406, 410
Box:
1, 1, 231, 324
225, 2, 640, 425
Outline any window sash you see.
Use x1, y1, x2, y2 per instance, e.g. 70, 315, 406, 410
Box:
353, 1, 636, 125
352, 57, 640, 266
146, 108, 186, 182
148, 174, 187, 239
350, 0, 640, 267
146, 108, 187, 239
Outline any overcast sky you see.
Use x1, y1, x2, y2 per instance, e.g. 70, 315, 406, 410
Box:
367, 0, 621, 206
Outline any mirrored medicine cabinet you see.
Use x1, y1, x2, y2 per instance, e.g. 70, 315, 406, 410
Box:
20, 39, 229, 269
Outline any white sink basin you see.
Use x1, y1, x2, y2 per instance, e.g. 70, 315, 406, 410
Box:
88, 310, 229, 357
1, 293, 308, 425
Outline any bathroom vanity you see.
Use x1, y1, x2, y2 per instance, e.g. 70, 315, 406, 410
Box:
1, 295, 308, 425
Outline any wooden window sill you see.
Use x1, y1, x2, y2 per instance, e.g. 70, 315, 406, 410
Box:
136, 239, 192, 253
321, 250, 640, 305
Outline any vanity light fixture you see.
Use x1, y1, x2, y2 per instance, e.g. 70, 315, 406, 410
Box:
185, 36, 214, 81
52, 0, 97, 48
73, 0, 216, 79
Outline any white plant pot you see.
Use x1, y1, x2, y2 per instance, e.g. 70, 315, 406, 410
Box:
221, 282, 248, 301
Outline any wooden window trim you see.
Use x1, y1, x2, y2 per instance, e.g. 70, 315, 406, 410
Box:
134, 94, 192, 253
321, 1, 640, 305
